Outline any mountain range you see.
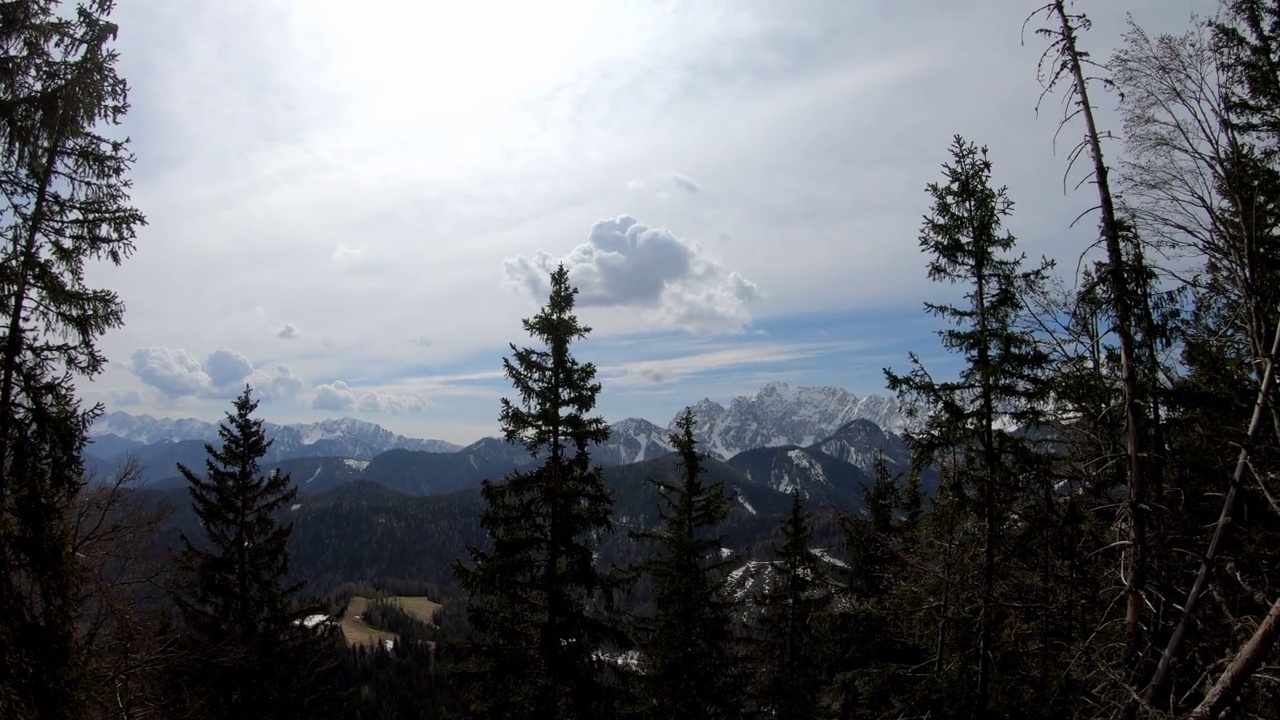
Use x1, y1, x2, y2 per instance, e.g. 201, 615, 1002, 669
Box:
88, 382, 913, 509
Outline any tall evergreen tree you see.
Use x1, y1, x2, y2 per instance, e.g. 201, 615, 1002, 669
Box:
884, 136, 1054, 719
453, 264, 618, 720
754, 490, 828, 720
172, 386, 338, 720
0, 2, 144, 717
630, 409, 739, 720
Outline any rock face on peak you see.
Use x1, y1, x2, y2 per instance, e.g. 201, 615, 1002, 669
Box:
727, 445, 868, 508
811, 418, 910, 477
594, 418, 672, 466
672, 382, 904, 460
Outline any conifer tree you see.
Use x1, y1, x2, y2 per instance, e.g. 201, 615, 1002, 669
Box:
754, 490, 828, 720
884, 135, 1053, 719
0, 2, 144, 717
630, 409, 739, 720
454, 264, 618, 720
172, 386, 338, 720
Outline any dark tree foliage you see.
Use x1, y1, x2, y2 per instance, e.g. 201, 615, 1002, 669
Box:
629, 409, 741, 720
337, 639, 461, 720
0, 2, 144, 717
453, 264, 620, 720
884, 136, 1058, 719
1215, 0, 1280, 144
171, 387, 340, 720
753, 490, 829, 720
821, 457, 926, 720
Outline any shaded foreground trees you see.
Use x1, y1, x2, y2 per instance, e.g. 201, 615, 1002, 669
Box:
171, 387, 341, 720
0, 1, 145, 717
6, 2, 1280, 720
629, 409, 741, 720
885, 135, 1055, 718
453, 264, 621, 720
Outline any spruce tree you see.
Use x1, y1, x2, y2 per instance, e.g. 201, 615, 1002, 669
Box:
453, 264, 618, 720
0, 2, 144, 717
172, 386, 338, 720
754, 490, 828, 720
630, 409, 739, 720
884, 135, 1054, 719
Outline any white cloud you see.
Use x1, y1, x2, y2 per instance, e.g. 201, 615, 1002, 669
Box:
357, 391, 426, 414
311, 380, 356, 411
603, 341, 856, 388
130, 347, 212, 397
504, 215, 757, 333
204, 347, 254, 387
252, 365, 304, 401
311, 380, 425, 414
130, 346, 302, 402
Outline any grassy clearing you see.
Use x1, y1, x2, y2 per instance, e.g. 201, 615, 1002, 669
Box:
389, 596, 441, 624
337, 595, 440, 648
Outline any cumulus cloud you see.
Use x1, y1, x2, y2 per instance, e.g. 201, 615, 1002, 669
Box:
504, 215, 757, 333
204, 347, 255, 387
312, 380, 357, 411
131, 347, 213, 396
277, 323, 299, 340
358, 392, 427, 413
311, 380, 424, 414
131, 346, 302, 401
252, 365, 304, 401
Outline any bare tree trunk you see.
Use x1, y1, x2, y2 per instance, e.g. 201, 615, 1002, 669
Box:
1144, 319, 1280, 708
1184, 596, 1280, 720
1046, 0, 1149, 665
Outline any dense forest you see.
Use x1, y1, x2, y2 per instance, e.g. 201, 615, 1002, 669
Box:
4, 1, 1280, 719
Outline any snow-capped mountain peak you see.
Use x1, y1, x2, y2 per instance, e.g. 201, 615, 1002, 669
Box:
593, 417, 672, 466
672, 382, 903, 460
90, 411, 459, 461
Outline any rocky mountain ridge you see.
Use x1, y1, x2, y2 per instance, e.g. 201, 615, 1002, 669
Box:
91, 383, 910, 503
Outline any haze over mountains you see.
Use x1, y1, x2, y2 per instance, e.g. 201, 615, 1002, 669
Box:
88, 382, 914, 509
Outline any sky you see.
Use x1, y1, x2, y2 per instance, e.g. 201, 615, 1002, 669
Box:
83, 0, 1215, 444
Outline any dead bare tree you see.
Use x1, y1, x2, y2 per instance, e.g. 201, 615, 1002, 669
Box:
1030, 0, 1151, 674
74, 457, 180, 720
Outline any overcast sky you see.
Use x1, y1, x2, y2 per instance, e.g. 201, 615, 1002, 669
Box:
84, 0, 1214, 444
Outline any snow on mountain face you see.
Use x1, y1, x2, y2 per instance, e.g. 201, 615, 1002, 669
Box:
593, 418, 672, 466
724, 548, 848, 603
91, 412, 215, 444
780, 449, 827, 495
90, 412, 459, 461
674, 382, 903, 460
812, 418, 911, 477
728, 445, 865, 508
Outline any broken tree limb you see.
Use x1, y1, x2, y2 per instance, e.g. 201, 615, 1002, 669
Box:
1144, 319, 1280, 710
1184, 595, 1280, 720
